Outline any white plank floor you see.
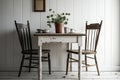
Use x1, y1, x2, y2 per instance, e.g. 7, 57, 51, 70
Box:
0, 71, 120, 80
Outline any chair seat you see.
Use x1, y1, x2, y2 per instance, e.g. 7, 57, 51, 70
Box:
22, 49, 50, 55
67, 50, 96, 54
82, 50, 96, 54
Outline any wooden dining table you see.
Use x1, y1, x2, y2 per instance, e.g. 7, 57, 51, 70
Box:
34, 33, 86, 80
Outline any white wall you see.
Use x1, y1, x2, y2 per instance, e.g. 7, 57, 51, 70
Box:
0, 0, 120, 72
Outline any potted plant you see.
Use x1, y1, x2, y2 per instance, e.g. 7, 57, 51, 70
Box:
47, 9, 70, 33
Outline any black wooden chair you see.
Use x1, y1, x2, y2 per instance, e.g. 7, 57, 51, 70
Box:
15, 20, 51, 77
66, 20, 102, 76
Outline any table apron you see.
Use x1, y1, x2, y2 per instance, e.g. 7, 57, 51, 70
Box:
38, 36, 82, 44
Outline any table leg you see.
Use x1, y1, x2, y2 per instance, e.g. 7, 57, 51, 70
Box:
77, 36, 83, 80
38, 43, 42, 80
78, 46, 81, 80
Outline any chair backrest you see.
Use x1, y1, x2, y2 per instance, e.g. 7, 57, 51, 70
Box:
85, 20, 102, 51
15, 20, 32, 51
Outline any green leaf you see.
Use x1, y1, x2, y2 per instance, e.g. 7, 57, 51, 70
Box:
51, 14, 53, 17
52, 18, 54, 21
51, 21, 54, 23
64, 22, 67, 24
63, 16, 66, 20
47, 24, 51, 27
62, 13, 64, 15
53, 11, 55, 13
66, 13, 70, 15
47, 21, 50, 23
49, 9, 52, 11
47, 16, 50, 18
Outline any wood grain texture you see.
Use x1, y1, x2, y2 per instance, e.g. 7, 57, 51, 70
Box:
34, 33, 86, 36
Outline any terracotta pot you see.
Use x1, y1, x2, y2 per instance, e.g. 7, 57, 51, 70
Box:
55, 23, 63, 33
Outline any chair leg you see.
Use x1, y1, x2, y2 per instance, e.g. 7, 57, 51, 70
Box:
78, 51, 81, 80
66, 53, 70, 75
18, 54, 25, 77
70, 53, 72, 72
94, 54, 100, 76
48, 52, 51, 74
29, 54, 32, 72
85, 54, 88, 71
37, 56, 40, 80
